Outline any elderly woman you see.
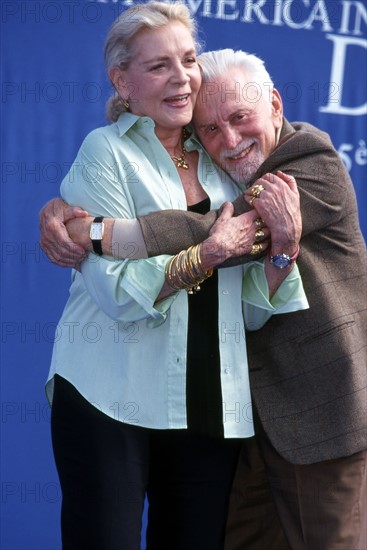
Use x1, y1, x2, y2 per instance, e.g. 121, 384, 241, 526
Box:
46, 2, 307, 549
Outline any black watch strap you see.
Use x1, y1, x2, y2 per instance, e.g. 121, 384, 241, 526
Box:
91, 216, 104, 256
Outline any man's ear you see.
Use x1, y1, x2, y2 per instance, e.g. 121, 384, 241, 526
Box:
109, 67, 126, 98
272, 89, 283, 125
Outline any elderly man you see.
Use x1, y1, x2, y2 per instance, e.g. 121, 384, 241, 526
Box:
40, 49, 366, 549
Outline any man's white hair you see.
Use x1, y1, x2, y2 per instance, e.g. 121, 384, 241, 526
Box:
198, 49, 274, 96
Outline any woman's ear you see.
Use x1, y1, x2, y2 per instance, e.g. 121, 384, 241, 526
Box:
109, 67, 126, 97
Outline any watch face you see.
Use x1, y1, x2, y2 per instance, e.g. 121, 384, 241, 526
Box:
90, 223, 104, 240
271, 254, 291, 268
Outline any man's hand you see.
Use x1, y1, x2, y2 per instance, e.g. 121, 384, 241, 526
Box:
65, 217, 95, 250
39, 198, 89, 268
244, 171, 302, 255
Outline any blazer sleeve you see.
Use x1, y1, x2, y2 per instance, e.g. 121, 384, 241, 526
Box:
137, 206, 261, 266
138, 209, 218, 256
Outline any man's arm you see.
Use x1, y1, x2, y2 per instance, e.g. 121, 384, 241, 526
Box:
39, 198, 268, 267
244, 171, 302, 298
137, 208, 218, 256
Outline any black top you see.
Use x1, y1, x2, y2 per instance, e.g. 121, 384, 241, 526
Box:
186, 198, 223, 438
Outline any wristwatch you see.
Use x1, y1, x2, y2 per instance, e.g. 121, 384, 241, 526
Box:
89, 216, 105, 255
269, 246, 300, 269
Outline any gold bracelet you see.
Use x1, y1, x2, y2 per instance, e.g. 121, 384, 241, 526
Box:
165, 244, 213, 294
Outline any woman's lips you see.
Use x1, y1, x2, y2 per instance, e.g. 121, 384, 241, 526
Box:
164, 94, 190, 107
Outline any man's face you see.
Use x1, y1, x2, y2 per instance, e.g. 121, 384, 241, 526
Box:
193, 68, 283, 184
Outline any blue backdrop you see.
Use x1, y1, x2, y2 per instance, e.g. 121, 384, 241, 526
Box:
1, 1, 366, 548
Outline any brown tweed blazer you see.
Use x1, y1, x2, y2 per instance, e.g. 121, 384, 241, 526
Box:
138, 119, 367, 464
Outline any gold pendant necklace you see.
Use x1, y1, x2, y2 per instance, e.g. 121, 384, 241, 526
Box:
171, 149, 189, 170
171, 129, 189, 170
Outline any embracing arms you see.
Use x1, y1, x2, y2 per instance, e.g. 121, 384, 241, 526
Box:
40, 168, 301, 300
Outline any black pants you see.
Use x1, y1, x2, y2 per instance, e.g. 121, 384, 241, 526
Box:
51, 375, 241, 550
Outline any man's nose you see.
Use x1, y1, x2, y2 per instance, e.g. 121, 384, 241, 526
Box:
222, 126, 240, 149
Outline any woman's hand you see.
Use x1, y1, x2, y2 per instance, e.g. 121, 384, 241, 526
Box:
39, 198, 89, 267
200, 202, 270, 270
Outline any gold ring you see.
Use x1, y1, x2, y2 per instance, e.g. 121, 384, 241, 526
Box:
251, 184, 265, 199
250, 243, 263, 255
255, 229, 265, 240
249, 196, 255, 206
255, 217, 265, 228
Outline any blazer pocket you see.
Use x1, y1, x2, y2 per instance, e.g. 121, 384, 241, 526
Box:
296, 318, 357, 368
298, 319, 356, 345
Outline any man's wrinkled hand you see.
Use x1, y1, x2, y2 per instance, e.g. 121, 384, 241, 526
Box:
39, 198, 89, 268
244, 171, 302, 253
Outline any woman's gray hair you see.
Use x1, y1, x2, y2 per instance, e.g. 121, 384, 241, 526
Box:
105, 1, 200, 121
198, 49, 274, 99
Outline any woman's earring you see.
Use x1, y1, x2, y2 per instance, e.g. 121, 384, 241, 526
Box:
123, 99, 130, 110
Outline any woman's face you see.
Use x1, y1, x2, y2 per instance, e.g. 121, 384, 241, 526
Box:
111, 22, 201, 136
